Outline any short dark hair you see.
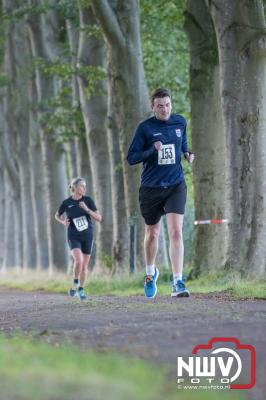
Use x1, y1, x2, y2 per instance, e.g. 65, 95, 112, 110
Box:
151, 88, 171, 105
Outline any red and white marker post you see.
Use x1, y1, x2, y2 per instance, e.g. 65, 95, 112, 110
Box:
194, 219, 228, 226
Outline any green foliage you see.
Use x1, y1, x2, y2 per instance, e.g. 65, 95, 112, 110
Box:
40, 89, 85, 143
1, 0, 77, 23
79, 65, 106, 98
100, 253, 113, 269
33, 57, 72, 79
32, 57, 105, 143
33, 57, 105, 83
1, 0, 105, 146
80, 23, 102, 38
0, 74, 10, 87
1, 1, 51, 22
140, 0, 189, 114
57, 0, 79, 25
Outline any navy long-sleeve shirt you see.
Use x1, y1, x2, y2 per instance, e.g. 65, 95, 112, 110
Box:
127, 114, 188, 187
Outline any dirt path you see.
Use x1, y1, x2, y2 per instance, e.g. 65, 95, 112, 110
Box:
0, 287, 265, 399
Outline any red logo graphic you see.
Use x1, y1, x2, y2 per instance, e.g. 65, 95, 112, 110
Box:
177, 337, 256, 390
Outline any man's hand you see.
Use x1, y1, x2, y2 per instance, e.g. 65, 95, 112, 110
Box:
154, 141, 163, 150
184, 152, 195, 163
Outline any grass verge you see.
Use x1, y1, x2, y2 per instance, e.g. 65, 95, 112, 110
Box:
0, 269, 265, 299
0, 335, 246, 400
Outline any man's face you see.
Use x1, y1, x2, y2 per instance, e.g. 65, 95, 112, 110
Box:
151, 96, 172, 121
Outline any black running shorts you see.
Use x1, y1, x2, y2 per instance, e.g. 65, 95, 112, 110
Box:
68, 234, 93, 255
139, 180, 187, 225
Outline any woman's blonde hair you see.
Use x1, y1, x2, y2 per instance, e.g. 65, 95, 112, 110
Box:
69, 177, 86, 192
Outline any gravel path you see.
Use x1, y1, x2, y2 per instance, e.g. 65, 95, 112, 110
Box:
0, 288, 265, 400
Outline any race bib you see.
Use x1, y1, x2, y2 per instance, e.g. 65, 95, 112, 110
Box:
158, 144, 176, 165
73, 216, 88, 232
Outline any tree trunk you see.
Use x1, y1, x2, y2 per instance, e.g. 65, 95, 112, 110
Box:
91, 0, 150, 214
77, 3, 113, 267
91, 0, 150, 272
184, 0, 228, 276
0, 96, 6, 269
27, 0, 68, 272
11, 13, 36, 269
66, 140, 79, 179
2, 172, 20, 269
0, 104, 21, 269
65, 19, 80, 181
0, 166, 3, 268
207, 0, 266, 276
27, 62, 49, 270
1, 0, 23, 269
107, 94, 128, 273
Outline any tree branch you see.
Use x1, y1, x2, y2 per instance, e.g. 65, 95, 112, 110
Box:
90, 0, 125, 49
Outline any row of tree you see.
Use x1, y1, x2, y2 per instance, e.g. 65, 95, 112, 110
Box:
186, 0, 266, 277
0, 0, 150, 274
0, 0, 265, 278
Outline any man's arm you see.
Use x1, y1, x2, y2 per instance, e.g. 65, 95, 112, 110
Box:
181, 121, 188, 154
127, 125, 156, 165
181, 121, 194, 163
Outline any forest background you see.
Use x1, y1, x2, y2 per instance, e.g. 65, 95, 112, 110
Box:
1, 0, 266, 282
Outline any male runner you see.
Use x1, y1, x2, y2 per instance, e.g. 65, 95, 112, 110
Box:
127, 88, 194, 298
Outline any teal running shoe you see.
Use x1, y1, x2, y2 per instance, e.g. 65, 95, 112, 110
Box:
144, 268, 159, 298
68, 288, 78, 297
171, 280, 190, 297
78, 288, 87, 300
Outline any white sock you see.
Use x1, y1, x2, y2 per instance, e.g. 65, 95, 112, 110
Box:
173, 273, 182, 285
146, 265, 155, 276
73, 278, 80, 288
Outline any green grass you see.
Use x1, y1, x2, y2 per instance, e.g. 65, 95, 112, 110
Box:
187, 271, 266, 299
0, 335, 246, 400
0, 335, 165, 400
0, 269, 265, 299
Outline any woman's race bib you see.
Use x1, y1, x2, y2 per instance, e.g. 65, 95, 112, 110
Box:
73, 216, 88, 232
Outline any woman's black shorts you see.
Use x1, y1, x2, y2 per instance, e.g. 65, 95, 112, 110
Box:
68, 233, 93, 255
139, 180, 187, 225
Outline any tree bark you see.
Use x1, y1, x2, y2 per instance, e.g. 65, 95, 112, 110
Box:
1, 0, 26, 269
91, 0, 150, 214
107, 93, 128, 273
27, 0, 68, 273
0, 165, 3, 268
206, 0, 266, 276
11, 11, 37, 269
65, 19, 80, 181
27, 59, 49, 270
184, 0, 228, 276
91, 0, 150, 271
77, 3, 113, 267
